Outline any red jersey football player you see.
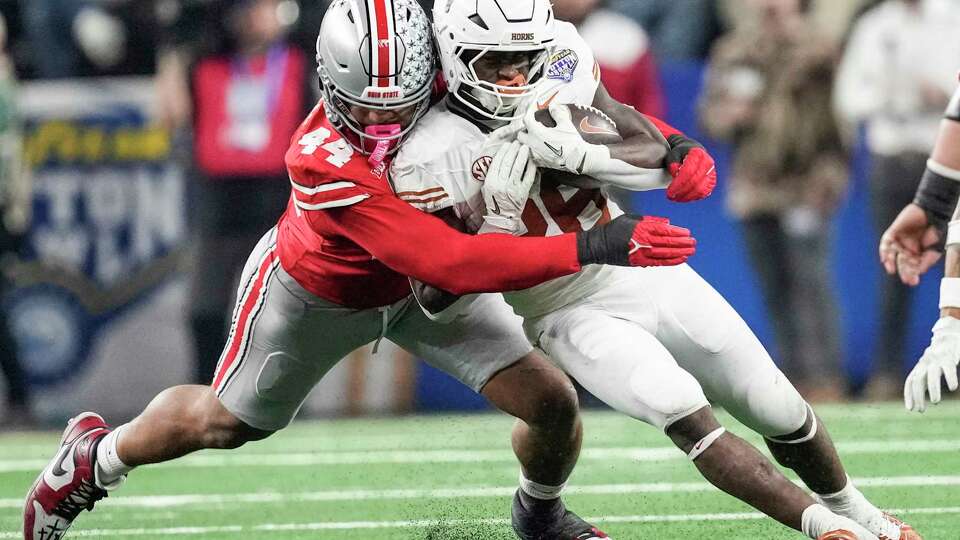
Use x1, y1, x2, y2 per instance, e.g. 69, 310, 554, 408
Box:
21, 1, 696, 539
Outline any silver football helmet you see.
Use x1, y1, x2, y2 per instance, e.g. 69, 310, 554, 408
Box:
316, 0, 436, 154
433, 0, 556, 122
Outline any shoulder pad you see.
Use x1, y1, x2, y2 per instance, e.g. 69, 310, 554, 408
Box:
537, 22, 601, 108
285, 106, 376, 211
391, 105, 485, 213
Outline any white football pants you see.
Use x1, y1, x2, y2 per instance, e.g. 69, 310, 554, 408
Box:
525, 264, 808, 435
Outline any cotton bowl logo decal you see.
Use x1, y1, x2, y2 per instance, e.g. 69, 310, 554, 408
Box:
472, 156, 493, 181
547, 49, 579, 82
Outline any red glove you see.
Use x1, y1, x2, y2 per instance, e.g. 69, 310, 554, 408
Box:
644, 115, 717, 203
665, 134, 717, 202
577, 215, 696, 267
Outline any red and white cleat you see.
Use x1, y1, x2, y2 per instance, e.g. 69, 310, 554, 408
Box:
880, 513, 922, 540
819, 531, 860, 540
23, 412, 117, 540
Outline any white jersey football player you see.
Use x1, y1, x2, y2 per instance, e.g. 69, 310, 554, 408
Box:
393, 1, 922, 539
21, 2, 699, 540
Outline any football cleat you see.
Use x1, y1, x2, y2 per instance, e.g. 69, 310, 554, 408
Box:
880, 513, 922, 540
818, 531, 860, 540
511, 489, 610, 540
23, 412, 116, 540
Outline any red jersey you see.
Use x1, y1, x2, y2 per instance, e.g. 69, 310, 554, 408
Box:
276, 103, 585, 309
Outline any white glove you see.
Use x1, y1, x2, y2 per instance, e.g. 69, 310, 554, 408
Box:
487, 121, 525, 146
518, 102, 611, 176
905, 316, 960, 412
481, 140, 537, 234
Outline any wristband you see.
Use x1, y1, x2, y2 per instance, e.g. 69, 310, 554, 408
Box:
914, 159, 960, 241
948, 220, 960, 247
928, 158, 960, 181
939, 277, 960, 309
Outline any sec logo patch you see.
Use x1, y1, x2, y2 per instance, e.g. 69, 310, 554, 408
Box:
472, 156, 493, 181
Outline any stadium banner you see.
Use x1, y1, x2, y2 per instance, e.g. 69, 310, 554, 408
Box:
3, 78, 193, 421
3, 77, 415, 421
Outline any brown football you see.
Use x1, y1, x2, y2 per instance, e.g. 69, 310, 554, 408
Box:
533, 104, 623, 146
531, 104, 667, 190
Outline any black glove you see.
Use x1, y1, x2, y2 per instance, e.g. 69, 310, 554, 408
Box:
576, 215, 697, 267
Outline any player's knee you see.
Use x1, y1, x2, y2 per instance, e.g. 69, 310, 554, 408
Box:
193, 390, 274, 449
765, 402, 816, 444
626, 365, 707, 430
484, 353, 579, 431
523, 374, 579, 431
204, 413, 273, 449
740, 372, 808, 438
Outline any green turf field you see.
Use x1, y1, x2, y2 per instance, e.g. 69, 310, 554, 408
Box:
2, 402, 959, 539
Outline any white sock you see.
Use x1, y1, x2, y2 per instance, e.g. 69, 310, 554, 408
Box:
801, 503, 878, 540
518, 472, 565, 500
817, 477, 866, 514
95, 425, 132, 490
817, 478, 900, 539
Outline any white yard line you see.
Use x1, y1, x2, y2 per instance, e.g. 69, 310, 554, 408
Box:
2, 475, 959, 510
2, 507, 959, 537
2, 439, 960, 473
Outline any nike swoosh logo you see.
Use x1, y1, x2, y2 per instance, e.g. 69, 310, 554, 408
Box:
44, 445, 76, 492
537, 91, 560, 111
579, 116, 618, 136
576, 154, 588, 174
629, 240, 652, 255
543, 141, 564, 158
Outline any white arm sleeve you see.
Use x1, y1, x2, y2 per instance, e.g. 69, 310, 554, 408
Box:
588, 157, 672, 191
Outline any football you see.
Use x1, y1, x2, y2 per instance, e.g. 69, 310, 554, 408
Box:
531, 104, 666, 189
532, 104, 624, 146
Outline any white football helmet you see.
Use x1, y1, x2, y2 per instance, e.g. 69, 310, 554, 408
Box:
316, 0, 436, 154
433, 0, 556, 122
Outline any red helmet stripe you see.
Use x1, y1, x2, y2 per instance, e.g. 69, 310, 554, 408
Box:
370, 0, 396, 88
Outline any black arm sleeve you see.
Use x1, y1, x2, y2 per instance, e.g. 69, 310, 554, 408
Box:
914, 166, 960, 246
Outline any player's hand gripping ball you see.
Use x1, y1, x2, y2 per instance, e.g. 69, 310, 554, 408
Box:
520, 103, 621, 188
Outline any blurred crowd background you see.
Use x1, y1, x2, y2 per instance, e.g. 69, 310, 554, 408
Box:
1, 0, 959, 427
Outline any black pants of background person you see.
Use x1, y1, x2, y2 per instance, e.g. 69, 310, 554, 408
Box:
740, 212, 844, 400
0, 215, 31, 417
189, 177, 290, 385
867, 152, 928, 397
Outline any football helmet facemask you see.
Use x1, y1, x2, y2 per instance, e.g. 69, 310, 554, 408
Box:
434, 0, 557, 122
316, 0, 436, 155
